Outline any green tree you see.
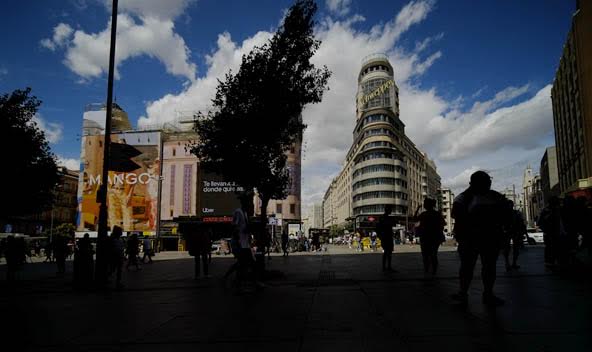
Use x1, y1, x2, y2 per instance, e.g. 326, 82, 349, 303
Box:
0, 88, 59, 219
43, 223, 76, 239
329, 224, 343, 239
191, 0, 331, 220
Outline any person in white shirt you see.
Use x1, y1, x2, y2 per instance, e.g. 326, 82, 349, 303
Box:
142, 236, 153, 264
232, 194, 258, 290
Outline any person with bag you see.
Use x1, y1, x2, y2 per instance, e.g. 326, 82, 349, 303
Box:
417, 198, 446, 275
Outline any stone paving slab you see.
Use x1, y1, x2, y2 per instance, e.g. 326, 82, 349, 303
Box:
1, 246, 591, 352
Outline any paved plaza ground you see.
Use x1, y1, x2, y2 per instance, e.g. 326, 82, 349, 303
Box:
1, 244, 591, 352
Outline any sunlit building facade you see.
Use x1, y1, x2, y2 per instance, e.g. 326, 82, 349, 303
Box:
322, 54, 441, 231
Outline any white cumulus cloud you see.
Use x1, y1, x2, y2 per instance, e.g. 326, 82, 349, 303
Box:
106, 0, 196, 20
45, 0, 556, 209
138, 30, 274, 127
45, 0, 196, 82
40, 23, 74, 51
57, 156, 80, 171
32, 114, 63, 144
326, 0, 352, 16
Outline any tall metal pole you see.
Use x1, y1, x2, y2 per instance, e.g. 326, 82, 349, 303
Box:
155, 137, 164, 253
96, 0, 118, 284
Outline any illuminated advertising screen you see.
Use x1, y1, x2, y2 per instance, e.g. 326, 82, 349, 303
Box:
198, 169, 243, 219
77, 130, 161, 233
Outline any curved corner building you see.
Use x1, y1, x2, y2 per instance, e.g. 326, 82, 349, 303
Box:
322, 54, 440, 231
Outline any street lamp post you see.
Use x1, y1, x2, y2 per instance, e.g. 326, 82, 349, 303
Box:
49, 183, 62, 245
95, 0, 119, 285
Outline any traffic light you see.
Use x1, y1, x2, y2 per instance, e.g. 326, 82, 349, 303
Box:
109, 142, 142, 172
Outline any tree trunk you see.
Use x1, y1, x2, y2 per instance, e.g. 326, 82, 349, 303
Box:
260, 195, 269, 224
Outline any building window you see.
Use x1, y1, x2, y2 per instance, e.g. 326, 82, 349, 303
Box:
183, 165, 193, 214
172, 148, 176, 157
290, 204, 296, 214
276, 204, 283, 214
169, 165, 176, 206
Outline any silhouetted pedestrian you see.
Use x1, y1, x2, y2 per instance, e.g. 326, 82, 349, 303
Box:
223, 229, 241, 285
559, 196, 579, 268
503, 200, 526, 271
377, 205, 396, 272
0, 238, 6, 261
126, 233, 141, 271
281, 227, 289, 257
44, 240, 53, 262
110, 226, 125, 289
417, 198, 446, 274
233, 195, 257, 291
53, 235, 69, 274
141, 235, 153, 264
74, 233, 94, 288
264, 227, 272, 260
539, 196, 561, 266
186, 223, 211, 279
575, 196, 590, 255
4, 236, 19, 281
451, 171, 509, 307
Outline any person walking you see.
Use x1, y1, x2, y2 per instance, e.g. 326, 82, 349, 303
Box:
559, 196, 579, 269
126, 233, 141, 271
186, 223, 211, 280
502, 200, 527, 271
110, 226, 125, 289
142, 235, 153, 264
53, 235, 69, 274
417, 198, 446, 275
223, 227, 241, 286
377, 205, 396, 272
4, 236, 19, 281
538, 196, 561, 266
74, 233, 94, 288
233, 194, 257, 291
451, 170, 509, 307
44, 240, 53, 262
281, 227, 289, 257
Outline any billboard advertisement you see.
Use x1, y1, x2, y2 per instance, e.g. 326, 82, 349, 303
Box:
198, 170, 243, 220
77, 131, 161, 233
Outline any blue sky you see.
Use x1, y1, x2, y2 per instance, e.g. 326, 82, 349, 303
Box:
0, 0, 575, 205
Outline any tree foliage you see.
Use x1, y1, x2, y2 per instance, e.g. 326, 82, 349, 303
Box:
0, 88, 59, 218
191, 0, 331, 217
43, 223, 76, 239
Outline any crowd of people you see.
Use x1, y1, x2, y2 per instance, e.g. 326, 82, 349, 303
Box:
2, 170, 590, 301
0, 228, 155, 287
